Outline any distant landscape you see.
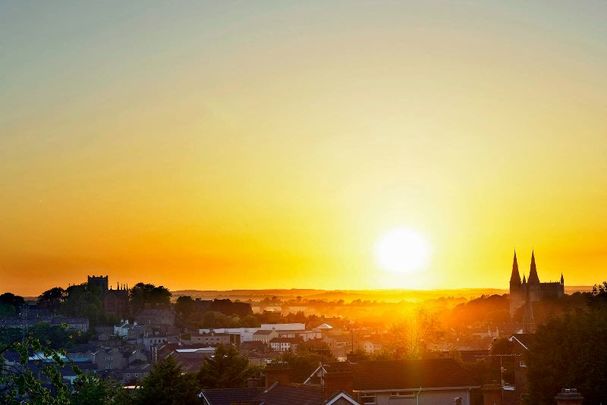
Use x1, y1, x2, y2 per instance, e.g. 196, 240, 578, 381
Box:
172, 286, 592, 303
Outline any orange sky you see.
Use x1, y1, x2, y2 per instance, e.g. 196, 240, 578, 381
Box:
1, 2, 607, 295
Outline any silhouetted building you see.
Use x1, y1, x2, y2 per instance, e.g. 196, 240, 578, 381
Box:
103, 287, 130, 318
87, 275, 130, 318
87, 275, 109, 292
509, 251, 564, 316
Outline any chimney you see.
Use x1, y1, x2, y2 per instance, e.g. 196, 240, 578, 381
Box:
555, 388, 583, 405
323, 368, 353, 401
482, 383, 502, 405
264, 366, 290, 388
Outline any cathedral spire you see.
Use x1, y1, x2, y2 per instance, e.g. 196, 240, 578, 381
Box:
528, 250, 540, 284
509, 250, 522, 288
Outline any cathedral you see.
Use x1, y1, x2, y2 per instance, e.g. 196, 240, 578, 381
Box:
509, 251, 565, 316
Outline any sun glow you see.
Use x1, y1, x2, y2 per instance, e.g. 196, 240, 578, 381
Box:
375, 228, 431, 274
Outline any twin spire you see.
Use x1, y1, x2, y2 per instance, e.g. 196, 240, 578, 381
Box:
510, 250, 542, 287
509, 250, 522, 286
528, 250, 540, 284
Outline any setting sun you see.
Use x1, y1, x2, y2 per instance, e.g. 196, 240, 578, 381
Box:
375, 228, 431, 274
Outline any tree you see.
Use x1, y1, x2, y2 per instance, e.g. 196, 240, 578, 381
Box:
134, 357, 199, 405
175, 296, 195, 318
526, 309, 607, 404
129, 283, 171, 314
0, 292, 25, 317
37, 287, 67, 313
590, 281, 607, 306
1, 331, 130, 405
61, 284, 106, 326
275, 341, 334, 383
0, 292, 25, 308
71, 374, 132, 405
198, 345, 256, 388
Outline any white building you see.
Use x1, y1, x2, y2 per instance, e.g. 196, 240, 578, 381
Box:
199, 323, 306, 343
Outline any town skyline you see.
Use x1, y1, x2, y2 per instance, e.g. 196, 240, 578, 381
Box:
2, 1, 607, 295
1, 2, 606, 404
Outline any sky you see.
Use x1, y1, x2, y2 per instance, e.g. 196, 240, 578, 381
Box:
1, 1, 606, 295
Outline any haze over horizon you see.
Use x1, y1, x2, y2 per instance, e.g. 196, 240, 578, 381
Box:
2, 1, 607, 296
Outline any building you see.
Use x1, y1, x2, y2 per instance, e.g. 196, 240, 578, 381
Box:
198, 323, 306, 343
277, 329, 321, 342
93, 347, 128, 371
142, 327, 179, 351
114, 320, 144, 340
87, 275, 109, 292
200, 383, 358, 405
87, 275, 130, 317
154, 343, 216, 373
103, 287, 129, 318
190, 332, 240, 347
509, 251, 565, 316
269, 337, 301, 352
509, 333, 535, 404
306, 359, 481, 405
252, 329, 278, 344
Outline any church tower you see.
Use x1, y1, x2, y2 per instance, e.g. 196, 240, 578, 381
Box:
528, 251, 540, 284
527, 251, 541, 302
509, 251, 522, 291
509, 251, 525, 316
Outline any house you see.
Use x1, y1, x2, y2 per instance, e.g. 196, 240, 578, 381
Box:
200, 383, 359, 405
120, 362, 151, 384
173, 346, 216, 372
154, 343, 216, 373
322, 329, 353, 360
359, 340, 383, 355
269, 337, 301, 352
93, 347, 127, 371
141, 325, 179, 351
65, 344, 96, 363
508, 333, 535, 404
327, 392, 360, 405
306, 359, 481, 405
114, 320, 143, 339
126, 348, 148, 365
200, 387, 263, 405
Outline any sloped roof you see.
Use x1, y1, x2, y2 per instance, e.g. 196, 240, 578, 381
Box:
509, 333, 535, 350
326, 391, 359, 405
351, 359, 479, 390
200, 387, 262, 405
256, 383, 322, 405
254, 329, 275, 335
200, 384, 323, 405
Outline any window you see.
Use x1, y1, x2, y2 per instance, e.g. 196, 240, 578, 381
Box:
390, 392, 415, 399
360, 394, 377, 405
